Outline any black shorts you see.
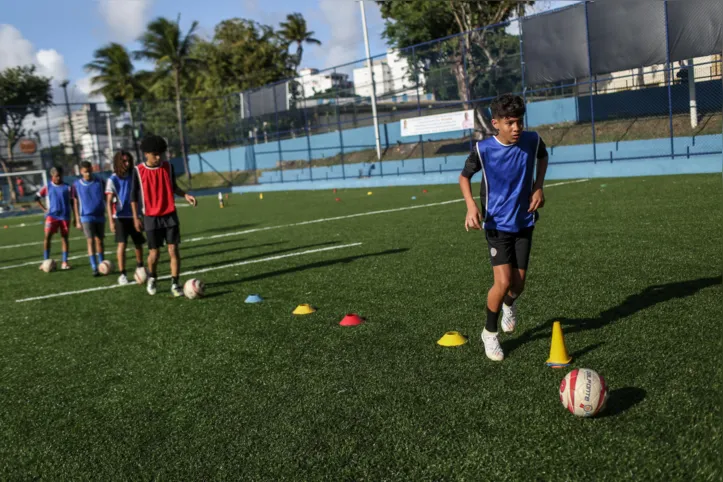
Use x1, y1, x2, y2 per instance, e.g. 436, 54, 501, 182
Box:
82, 222, 105, 239
145, 212, 181, 249
485, 226, 534, 270
114, 218, 146, 246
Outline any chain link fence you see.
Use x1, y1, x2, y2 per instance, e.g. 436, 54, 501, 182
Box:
2, 0, 721, 194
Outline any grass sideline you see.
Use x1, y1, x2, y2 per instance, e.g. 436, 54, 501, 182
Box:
0, 174, 721, 479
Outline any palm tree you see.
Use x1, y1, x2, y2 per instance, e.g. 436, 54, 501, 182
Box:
278, 13, 321, 71
135, 15, 201, 186
84, 43, 146, 160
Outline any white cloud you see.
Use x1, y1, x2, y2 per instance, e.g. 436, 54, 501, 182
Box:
318, 0, 384, 69
0, 24, 70, 90
97, 0, 154, 43
75, 76, 105, 103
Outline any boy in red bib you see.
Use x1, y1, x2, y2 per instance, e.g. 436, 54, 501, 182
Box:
131, 136, 197, 296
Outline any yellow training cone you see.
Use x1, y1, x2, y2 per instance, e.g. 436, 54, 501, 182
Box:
546, 321, 572, 368
293, 304, 316, 315
367, 191, 373, 195
437, 331, 468, 347
259, 193, 264, 200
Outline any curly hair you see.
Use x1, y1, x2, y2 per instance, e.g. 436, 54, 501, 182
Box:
490, 94, 526, 120
113, 150, 134, 176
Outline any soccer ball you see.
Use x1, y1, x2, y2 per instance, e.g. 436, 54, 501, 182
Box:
559, 368, 608, 417
134, 267, 148, 285
98, 259, 113, 275
183, 278, 204, 299
40, 259, 56, 273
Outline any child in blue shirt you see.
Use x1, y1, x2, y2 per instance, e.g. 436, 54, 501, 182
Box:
73, 161, 106, 276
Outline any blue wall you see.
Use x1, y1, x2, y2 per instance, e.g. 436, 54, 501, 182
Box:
527, 97, 578, 126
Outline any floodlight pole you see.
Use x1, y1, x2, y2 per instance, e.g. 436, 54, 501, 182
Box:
60, 80, 79, 163
359, 0, 383, 165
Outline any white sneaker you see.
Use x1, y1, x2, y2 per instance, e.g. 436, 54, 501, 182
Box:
482, 328, 504, 361
171, 283, 183, 298
147, 277, 157, 296
117, 273, 129, 286
501, 303, 518, 333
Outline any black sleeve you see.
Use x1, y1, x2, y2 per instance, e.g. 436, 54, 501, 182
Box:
537, 136, 548, 159
131, 168, 140, 206
460, 147, 482, 178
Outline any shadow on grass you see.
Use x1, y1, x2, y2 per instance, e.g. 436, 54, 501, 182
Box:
208, 248, 409, 290
504, 276, 722, 357
184, 223, 258, 237
184, 241, 341, 272
599, 387, 646, 417
183, 238, 251, 252
201, 290, 233, 299
569, 342, 605, 360
183, 241, 288, 261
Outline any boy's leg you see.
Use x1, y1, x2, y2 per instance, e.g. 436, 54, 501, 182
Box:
43, 231, 52, 260
481, 229, 516, 361
95, 223, 105, 263
168, 243, 180, 279
117, 242, 127, 273
82, 223, 99, 273
167, 224, 182, 296
501, 227, 533, 332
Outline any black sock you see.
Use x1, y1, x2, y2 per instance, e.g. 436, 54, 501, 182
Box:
503, 293, 517, 307
137, 261, 144, 269
485, 307, 500, 333
150, 271, 157, 279
172, 276, 179, 285
120, 269, 126, 276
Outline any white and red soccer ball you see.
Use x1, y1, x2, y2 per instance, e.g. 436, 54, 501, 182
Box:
559, 368, 608, 417
184, 278, 204, 299
40, 259, 56, 273
98, 259, 113, 275
134, 267, 148, 284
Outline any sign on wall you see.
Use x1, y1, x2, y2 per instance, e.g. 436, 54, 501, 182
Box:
400, 109, 475, 137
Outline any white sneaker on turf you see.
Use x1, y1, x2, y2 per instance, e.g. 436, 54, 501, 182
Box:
171, 283, 183, 298
501, 303, 517, 333
147, 277, 157, 296
117, 273, 129, 286
482, 328, 504, 361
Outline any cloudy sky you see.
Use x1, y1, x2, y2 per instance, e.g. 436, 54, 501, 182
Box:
1, 0, 568, 105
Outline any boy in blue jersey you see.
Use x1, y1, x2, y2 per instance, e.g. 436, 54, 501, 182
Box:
459, 94, 549, 362
73, 161, 107, 276
35, 166, 74, 270
106, 151, 146, 285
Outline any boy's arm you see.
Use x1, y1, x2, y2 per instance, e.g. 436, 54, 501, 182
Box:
459, 149, 482, 231
106, 193, 116, 233
170, 163, 197, 207
131, 169, 143, 232
73, 196, 82, 229
35, 187, 47, 212
529, 136, 549, 213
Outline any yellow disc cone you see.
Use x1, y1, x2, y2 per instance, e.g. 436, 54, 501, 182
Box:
546, 321, 572, 367
293, 304, 316, 315
437, 331, 468, 347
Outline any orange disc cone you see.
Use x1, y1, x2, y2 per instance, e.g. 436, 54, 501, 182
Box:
546, 321, 572, 368
339, 313, 364, 326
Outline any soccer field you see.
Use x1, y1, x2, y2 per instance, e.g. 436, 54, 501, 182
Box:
0, 174, 720, 479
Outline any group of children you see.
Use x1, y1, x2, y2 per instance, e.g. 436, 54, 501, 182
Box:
36, 135, 197, 297
35, 93, 546, 362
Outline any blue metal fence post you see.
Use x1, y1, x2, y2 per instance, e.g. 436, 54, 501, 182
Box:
413, 46, 425, 176
461, 34, 473, 152
334, 68, 346, 180
664, 0, 675, 158
299, 83, 313, 182
272, 85, 284, 183
518, 16, 528, 128
244, 91, 259, 185
223, 95, 233, 183
44, 109, 54, 167
584, 0, 597, 163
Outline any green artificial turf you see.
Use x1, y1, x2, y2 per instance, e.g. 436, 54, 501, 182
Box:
0, 174, 720, 479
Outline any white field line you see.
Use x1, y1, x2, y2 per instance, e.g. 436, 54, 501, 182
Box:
15, 242, 363, 303
1, 178, 589, 263
0, 235, 87, 250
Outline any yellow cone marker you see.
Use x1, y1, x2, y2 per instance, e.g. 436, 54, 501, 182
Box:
546, 321, 572, 367
293, 304, 316, 315
437, 331, 468, 347
259, 193, 264, 200
367, 191, 373, 195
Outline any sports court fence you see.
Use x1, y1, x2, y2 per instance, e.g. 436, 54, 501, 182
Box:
1, 0, 721, 194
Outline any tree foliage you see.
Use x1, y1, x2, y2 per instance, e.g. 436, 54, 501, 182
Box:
378, 0, 528, 105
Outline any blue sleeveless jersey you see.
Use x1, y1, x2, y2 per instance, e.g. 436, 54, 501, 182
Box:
105, 174, 134, 218
475, 132, 540, 232
73, 177, 106, 223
